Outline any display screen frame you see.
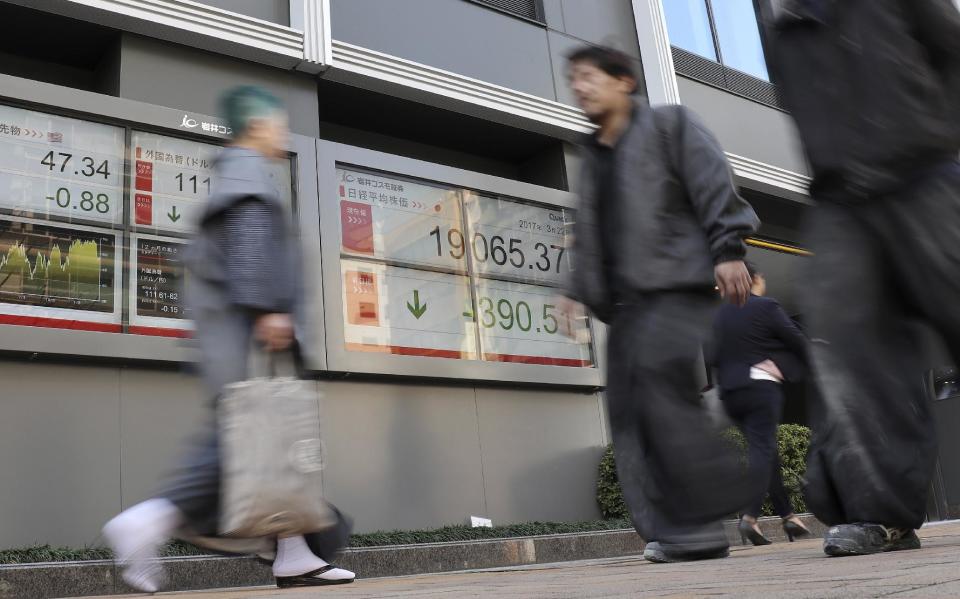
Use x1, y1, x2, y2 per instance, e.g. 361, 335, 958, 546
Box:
316, 140, 602, 388
0, 74, 322, 367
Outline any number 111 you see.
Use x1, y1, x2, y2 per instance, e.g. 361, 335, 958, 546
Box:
175, 173, 211, 194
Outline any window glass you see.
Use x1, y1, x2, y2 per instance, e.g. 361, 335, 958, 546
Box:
663, 0, 717, 61
711, 0, 769, 80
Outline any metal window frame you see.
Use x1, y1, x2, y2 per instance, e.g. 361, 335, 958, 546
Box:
0, 73, 324, 368
666, 0, 781, 108
315, 139, 602, 388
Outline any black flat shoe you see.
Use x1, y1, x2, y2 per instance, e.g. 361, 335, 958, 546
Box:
738, 518, 772, 546
276, 565, 356, 588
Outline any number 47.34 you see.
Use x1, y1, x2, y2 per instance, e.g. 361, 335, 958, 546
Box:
40, 151, 110, 179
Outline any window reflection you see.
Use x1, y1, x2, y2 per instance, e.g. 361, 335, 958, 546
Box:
663, 0, 770, 82
934, 366, 960, 401
663, 0, 717, 61
711, 0, 769, 80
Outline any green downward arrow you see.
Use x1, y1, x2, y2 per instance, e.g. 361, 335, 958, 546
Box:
167, 206, 181, 222
406, 289, 427, 319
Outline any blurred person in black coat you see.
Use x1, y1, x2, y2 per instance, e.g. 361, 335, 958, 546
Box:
711, 262, 810, 545
562, 45, 759, 564
760, 0, 960, 556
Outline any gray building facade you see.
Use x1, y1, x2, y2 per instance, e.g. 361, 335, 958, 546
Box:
0, 0, 949, 551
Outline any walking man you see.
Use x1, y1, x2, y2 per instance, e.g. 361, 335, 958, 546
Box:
563, 45, 760, 562
760, 0, 960, 555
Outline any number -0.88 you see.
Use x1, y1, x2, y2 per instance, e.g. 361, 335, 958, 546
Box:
47, 187, 110, 214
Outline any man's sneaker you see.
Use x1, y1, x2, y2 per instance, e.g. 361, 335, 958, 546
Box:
643, 540, 730, 563
823, 523, 920, 557
643, 541, 665, 563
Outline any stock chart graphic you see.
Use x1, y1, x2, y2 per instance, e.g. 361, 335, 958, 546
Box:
0, 220, 116, 312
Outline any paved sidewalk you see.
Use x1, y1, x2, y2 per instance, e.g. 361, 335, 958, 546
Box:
88, 521, 960, 599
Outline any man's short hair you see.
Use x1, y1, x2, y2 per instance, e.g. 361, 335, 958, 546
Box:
566, 45, 638, 94
745, 261, 760, 279
219, 86, 283, 138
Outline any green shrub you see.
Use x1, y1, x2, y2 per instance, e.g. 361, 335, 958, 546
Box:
597, 424, 811, 519
597, 445, 629, 519
0, 521, 637, 564
773, 423, 810, 515
349, 519, 632, 547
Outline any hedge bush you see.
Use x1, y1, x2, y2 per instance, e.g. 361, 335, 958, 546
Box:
0, 520, 636, 564
597, 424, 811, 519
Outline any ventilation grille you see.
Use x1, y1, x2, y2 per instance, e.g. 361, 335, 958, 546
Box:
672, 47, 783, 109
470, 0, 544, 23
672, 47, 725, 88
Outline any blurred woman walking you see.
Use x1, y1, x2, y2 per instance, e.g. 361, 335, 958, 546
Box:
711, 262, 811, 545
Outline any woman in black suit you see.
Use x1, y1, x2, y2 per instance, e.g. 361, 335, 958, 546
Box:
711, 262, 811, 545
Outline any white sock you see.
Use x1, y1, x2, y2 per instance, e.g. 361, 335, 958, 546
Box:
103, 498, 183, 593
273, 535, 329, 577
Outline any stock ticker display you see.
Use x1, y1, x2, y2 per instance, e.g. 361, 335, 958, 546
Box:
0, 98, 594, 371
0, 101, 291, 336
336, 166, 595, 368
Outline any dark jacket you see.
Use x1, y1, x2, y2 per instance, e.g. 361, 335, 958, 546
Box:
567, 102, 759, 322
710, 294, 808, 391
762, 0, 960, 202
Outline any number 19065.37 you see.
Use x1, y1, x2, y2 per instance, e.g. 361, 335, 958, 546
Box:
429, 226, 566, 274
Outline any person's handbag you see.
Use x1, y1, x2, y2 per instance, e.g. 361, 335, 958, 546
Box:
217, 348, 337, 539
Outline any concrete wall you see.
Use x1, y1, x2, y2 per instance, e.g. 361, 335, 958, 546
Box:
0, 362, 604, 548
0, 0, 647, 551
116, 35, 320, 138
330, 0, 644, 105
194, 0, 289, 25
677, 76, 808, 175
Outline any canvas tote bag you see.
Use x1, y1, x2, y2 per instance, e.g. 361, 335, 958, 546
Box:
217, 348, 337, 539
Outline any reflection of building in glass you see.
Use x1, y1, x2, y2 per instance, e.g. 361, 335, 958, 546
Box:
934, 367, 960, 401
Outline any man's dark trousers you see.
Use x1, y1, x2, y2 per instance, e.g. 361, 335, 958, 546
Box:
803, 165, 960, 529
606, 290, 751, 546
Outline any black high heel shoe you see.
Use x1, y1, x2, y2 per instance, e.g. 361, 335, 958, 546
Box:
738, 518, 772, 546
782, 517, 811, 542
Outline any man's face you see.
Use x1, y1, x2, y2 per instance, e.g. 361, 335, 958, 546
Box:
567, 61, 633, 122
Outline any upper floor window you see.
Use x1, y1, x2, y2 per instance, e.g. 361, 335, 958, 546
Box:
664, 0, 769, 81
